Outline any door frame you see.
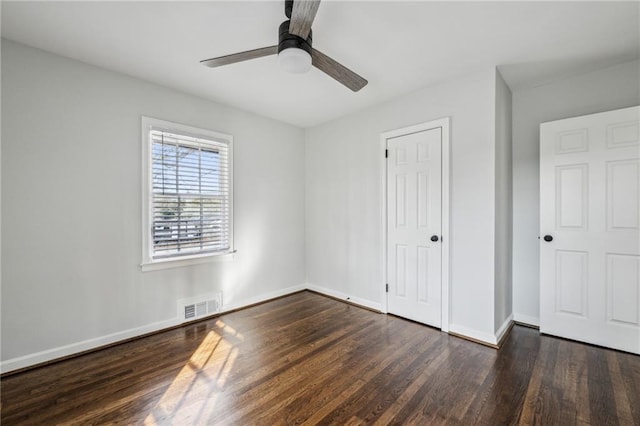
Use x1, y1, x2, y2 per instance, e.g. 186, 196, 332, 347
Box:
380, 117, 451, 332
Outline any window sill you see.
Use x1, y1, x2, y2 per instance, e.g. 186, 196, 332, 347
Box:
140, 250, 236, 272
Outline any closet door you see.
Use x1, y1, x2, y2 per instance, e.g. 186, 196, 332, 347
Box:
540, 106, 640, 354
387, 127, 442, 327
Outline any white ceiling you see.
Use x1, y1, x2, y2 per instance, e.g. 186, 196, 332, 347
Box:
2, 1, 639, 128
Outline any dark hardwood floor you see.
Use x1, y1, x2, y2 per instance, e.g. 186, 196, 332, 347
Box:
1, 291, 639, 425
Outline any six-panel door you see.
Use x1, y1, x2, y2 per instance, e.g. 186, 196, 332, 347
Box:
387, 128, 442, 327
540, 106, 640, 354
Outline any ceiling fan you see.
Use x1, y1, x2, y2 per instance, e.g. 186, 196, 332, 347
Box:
200, 0, 368, 92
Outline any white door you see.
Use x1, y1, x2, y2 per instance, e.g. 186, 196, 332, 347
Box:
387, 127, 442, 327
540, 105, 640, 354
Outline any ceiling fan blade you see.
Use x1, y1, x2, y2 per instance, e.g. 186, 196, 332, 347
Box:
311, 49, 368, 92
201, 46, 278, 68
289, 0, 321, 39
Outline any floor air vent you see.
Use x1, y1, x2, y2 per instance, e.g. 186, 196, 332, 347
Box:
184, 304, 196, 320
178, 292, 222, 322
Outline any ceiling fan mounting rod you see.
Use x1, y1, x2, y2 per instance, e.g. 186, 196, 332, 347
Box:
278, 20, 312, 55
285, 0, 293, 18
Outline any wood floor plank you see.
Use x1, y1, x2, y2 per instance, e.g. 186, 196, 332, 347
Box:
574, 343, 591, 426
371, 342, 452, 425
586, 346, 620, 425
617, 351, 640, 424
2, 291, 639, 425
554, 340, 579, 425
388, 342, 492, 425
270, 319, 415, 425
607, 351, 635, 425
518, 336, 553, 425
312, 329, 446, 425
463, 325, 541, 425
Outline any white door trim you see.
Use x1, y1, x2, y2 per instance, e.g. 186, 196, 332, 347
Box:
380, 117, 451, 332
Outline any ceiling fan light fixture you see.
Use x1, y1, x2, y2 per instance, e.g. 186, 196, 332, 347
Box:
278, 47, 312, 74
200, 1, 368, 91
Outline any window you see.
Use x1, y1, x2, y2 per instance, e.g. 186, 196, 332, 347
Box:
141, 117, 233, 270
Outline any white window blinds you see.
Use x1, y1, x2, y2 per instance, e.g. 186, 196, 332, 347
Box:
150, 128, 231, 259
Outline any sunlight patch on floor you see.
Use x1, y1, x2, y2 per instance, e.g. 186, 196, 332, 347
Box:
144, 322, 239, 425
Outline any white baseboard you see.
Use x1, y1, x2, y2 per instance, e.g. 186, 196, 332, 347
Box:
449, 324, 499, 346
306, 283, 382, 312
513, 313, 540, 327
0, 317, 182, 374
450, 314, 514, 347
1, 283, 307, 374
495, 313, 514, 344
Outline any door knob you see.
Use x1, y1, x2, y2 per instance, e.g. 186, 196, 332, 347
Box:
543, 235, 553, 242
430, 235, 439, 242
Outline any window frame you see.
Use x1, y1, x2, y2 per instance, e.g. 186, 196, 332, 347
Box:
141, 116, 234, 271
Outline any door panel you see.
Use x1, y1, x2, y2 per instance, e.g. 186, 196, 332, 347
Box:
540, 105, 640, 354
417, 246, 429, 303
395, 244, 407, 297
555, 250, 588, 317
396, 174, 407, 228
555, 164, 588, 229
387, 128, 442, 327
607, 159, 639, 230
606, 254, 640, 326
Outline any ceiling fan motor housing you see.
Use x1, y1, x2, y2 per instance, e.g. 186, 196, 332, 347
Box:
278, 20, 312, 55
284, 0, 294, 19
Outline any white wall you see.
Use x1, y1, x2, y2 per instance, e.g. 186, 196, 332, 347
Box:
1, 40, 306, 369
512, 59, 640, 326
494, 70, 513, 331
305, 68, 501, 340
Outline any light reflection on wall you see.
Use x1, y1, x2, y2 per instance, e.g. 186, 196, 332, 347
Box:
219, 209, 269, 307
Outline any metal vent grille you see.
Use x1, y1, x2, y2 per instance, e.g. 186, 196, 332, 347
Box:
195, 301, 207, 317
178, 292, 222, 322
184, 304, 196, 319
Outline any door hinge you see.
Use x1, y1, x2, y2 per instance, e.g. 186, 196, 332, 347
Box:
385, 283, 389, 293
385, 149, 388, 158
